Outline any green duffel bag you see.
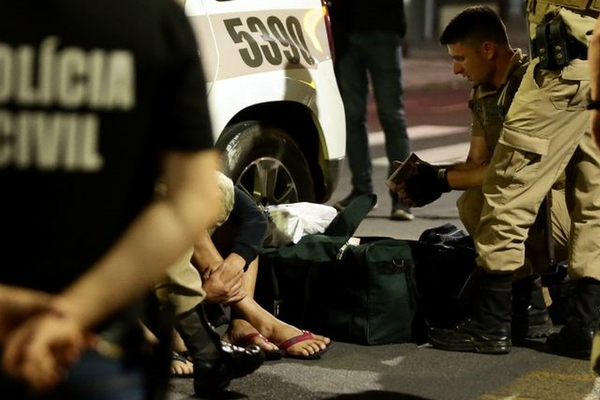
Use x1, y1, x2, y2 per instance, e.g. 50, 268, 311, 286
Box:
259, 194, 417, 345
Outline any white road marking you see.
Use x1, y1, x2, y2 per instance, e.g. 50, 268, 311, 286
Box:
368, 124, 467, 146
381, 356, 405, 366
584, 377, 600, 400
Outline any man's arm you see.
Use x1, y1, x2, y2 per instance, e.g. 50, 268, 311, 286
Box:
397, 134, 490, 207
0, 285, 53, 341
191, 230, 246, 304
445, 135, 490, 190
2, 149, 220, 389
54, 149, 220, 327
226, 189, 268, 269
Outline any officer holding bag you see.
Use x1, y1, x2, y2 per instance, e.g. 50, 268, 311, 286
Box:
426, 0, 600, 357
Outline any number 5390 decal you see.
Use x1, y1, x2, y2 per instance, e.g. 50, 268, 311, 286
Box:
224, 16, 315, 68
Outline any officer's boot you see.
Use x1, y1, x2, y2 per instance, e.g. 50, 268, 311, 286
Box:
512, 276, 553, 340
428, 270, 512, 354
175, 305, 265, 396
546, 277, 600, 359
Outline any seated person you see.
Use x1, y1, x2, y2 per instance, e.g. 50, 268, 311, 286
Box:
390, 6, 570, 339
192, 172, 330, 360
154, 173, 330, 390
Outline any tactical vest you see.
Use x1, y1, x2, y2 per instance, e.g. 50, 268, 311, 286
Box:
469, 60, 528, 155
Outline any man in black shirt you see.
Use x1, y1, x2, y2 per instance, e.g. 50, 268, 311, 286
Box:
0, 0, 221, 397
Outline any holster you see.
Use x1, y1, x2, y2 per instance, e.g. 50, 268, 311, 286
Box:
533, 17, 587, 69
539, 192, 555, 269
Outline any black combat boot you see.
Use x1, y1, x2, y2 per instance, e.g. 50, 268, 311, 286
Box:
546, 277, 600, 359
175, 305, 265, 396
512, 276, 553, 340
428, 270, 513, 354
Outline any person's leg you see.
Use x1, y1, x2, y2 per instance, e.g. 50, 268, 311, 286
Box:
364, 32, 410, 181
363, 32, 411, 218
211, 222, 330, 358
224, 259, 330, 358
547, 126, 600, 358
430, 62, 587, 354
458, 185, 555, 339
336, 33, 372, 196
456, 186, 484, 237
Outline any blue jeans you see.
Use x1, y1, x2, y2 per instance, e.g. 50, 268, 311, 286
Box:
0, 350, 145, 400
337, 31, 410, 193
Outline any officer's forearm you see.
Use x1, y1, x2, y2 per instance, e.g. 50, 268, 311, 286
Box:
446, 164, 487, 190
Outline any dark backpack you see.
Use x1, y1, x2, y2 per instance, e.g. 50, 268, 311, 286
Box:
410, 223, 476, 343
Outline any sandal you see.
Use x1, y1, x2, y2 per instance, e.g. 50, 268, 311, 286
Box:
237, 333, 285, 361
171, 351, 194, 378
278, 331, 331, 360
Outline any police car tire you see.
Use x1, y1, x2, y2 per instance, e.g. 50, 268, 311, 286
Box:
217, 121, 315, 205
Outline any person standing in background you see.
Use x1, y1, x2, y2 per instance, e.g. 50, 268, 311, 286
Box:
331, 0, 413, 221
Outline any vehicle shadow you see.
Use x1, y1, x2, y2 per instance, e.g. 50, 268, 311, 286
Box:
322, 391, 435, 400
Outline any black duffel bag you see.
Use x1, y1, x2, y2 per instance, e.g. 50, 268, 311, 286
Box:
410, 223, 477, 342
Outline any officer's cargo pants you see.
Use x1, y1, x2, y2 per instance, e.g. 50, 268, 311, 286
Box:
474, 58, 600, 281
458, 186, 569, 279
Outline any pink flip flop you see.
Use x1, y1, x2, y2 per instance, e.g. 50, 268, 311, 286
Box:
238, 332, 285, 360
278, 330, 331, 360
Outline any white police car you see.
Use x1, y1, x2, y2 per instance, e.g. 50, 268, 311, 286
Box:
183, 0, 345, 205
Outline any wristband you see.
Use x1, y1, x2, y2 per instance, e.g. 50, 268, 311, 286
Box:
437, 168, 451, 192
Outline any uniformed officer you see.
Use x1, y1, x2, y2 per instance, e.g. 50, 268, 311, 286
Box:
393, 5, 571, 341
426, 0, 600, 357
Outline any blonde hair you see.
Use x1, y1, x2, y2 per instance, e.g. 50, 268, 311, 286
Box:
210, 171, 235, 232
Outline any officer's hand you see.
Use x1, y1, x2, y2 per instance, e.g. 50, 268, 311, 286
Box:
396, 181, 416, 208
404, 162, 451, 207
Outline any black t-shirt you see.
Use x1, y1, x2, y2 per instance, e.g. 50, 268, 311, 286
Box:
0, 0, 214, 292
347, 0, 406, 37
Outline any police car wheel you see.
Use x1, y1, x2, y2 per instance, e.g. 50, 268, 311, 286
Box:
217, 121, 315, 206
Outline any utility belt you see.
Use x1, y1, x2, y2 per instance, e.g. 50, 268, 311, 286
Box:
533, 0, 600, 13
531, 17, 588, 69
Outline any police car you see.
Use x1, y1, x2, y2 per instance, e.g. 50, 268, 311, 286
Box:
183, 0, 345, 205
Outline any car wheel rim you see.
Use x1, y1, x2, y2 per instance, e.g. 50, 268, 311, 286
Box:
236, 157, 299, 206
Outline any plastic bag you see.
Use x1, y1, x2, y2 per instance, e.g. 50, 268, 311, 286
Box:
265, 202, 337, 245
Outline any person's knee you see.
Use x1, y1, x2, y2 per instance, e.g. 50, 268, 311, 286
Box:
457, 190, 481, 236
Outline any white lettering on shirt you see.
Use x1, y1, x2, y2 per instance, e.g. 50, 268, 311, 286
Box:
0, 36, 136, 172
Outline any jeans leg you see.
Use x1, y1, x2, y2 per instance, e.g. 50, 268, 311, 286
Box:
337, 38, 372, 192
365, 33, 410, 179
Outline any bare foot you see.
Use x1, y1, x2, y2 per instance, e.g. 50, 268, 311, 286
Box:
262, 322, 330, 358
222, 318, 280, 353
171, 352, 193, 378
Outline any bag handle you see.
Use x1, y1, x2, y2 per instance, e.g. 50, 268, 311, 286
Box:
323, 193, 378, 238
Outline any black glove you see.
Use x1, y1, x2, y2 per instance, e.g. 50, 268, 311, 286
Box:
404, 162, 451, 207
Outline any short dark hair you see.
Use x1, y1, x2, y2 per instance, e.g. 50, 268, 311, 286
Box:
439, 6, 509, 47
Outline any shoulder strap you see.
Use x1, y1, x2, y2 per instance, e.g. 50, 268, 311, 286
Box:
496, 60, 528, 116
324, 193, 378, 238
